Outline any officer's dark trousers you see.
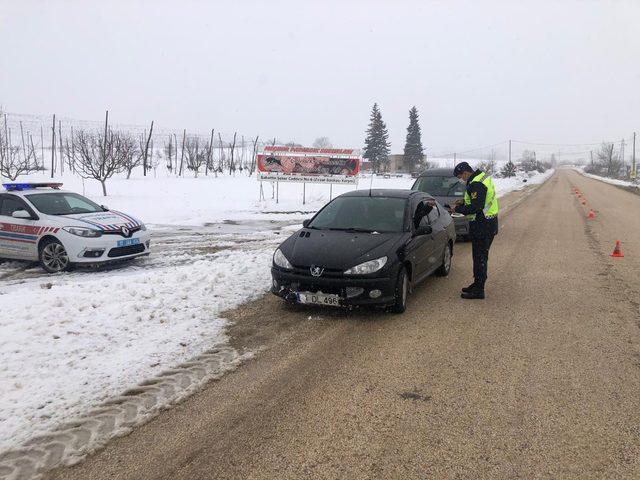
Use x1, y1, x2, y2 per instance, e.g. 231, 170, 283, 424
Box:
469, 217, 498, 291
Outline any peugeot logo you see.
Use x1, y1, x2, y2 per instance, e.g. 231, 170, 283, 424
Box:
121, 226, 130, 237
310, 265, 324, 277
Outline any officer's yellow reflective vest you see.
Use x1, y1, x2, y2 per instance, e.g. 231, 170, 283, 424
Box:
463, 171, 499, 221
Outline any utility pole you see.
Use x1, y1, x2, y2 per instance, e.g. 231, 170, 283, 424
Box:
453, 152, 456, 168
50, 114, 56, 178
508, 140, 512, 164
620, 138, 626, 168
632, 132, 637, 180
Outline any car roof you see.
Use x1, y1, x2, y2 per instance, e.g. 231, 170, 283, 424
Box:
415, 168, 455, 177
338, 189, 434, 201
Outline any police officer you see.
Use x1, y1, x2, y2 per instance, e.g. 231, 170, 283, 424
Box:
451, 162, 499, 299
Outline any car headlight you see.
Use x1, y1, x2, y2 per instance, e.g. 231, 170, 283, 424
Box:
273, 248, 293, 269
63, 226, 102, 238
344, 256, 387, 275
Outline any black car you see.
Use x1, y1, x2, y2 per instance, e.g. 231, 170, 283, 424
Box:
271, 189, 456, 313
411, 168, 469, 237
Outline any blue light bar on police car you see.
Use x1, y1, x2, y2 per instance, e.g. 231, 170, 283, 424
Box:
2, 183, 63, 191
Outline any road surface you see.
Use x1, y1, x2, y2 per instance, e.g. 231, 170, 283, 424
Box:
48, 169, 640, 479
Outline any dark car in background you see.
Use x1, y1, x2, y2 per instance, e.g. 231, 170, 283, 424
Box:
271, 189, 456, 313
411, 168, 469, 238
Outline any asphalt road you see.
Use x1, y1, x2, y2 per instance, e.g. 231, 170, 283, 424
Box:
48, 169, 640, 479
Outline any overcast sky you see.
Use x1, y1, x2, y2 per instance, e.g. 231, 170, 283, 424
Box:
1, 0, 639, 156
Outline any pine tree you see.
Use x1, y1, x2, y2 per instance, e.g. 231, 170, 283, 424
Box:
403, 106, 424, 173
500, 160, 517, 178
363, 103, 390, 173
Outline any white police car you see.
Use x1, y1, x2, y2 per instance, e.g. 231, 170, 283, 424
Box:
0, 182, 151, 273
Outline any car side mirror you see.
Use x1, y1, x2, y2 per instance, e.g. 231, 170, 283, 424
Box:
12, 210, 32, 220
302, 219, 311, 228
101, 204, 109, 211
415, 224, 432, 236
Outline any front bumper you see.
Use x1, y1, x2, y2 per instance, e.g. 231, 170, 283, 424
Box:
271, 266, 397, 307
61, 231, 152, 264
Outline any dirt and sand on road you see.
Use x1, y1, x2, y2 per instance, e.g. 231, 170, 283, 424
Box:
47, 169, 640, 479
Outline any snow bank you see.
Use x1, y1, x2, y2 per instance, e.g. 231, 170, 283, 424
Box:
0, 246, 275, 452
575, 168, 639, 189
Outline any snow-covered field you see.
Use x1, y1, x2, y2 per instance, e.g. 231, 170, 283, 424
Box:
0, 166, 553, 454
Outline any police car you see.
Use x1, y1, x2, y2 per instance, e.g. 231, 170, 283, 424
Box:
0, 182, 151, 273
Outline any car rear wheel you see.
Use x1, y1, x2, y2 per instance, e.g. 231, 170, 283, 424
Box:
436, 242, 452, 277
390, 266, 408, 314
39, 238, 71, 273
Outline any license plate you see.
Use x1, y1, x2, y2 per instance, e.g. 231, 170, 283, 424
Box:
117, 238, 140, 247
297, 292, 340, 306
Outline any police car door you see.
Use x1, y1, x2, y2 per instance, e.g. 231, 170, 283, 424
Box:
0, 194, 40, 260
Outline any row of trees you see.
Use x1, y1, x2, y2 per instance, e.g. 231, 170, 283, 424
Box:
0, 110, 266, 195
363, 103, 425, 173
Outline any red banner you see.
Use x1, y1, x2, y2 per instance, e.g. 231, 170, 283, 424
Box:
263, 146, 355, 155
257, 154, 359, 176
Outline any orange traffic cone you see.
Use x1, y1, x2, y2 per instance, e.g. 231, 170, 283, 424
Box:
581, 199, 586, 205
611, 240, 624, 258
587, 209, 595, 219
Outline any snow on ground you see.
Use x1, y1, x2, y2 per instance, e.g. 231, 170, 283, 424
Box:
0, 166, 553, 454
0, 231, 286, 452
574, 167, 639, 189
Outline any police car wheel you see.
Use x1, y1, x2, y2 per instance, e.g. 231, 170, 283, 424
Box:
39, 239, 71, 273
390, 266, 408, 314
436, 243, 452, 277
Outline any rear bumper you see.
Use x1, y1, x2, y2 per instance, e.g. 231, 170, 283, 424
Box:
271, 267, 397, 307
453, 216, 469, 236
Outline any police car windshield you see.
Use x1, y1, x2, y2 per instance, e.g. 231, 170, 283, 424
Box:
412, 176, 465, 197
26, 192, 105, 215
309, 196, 406, 233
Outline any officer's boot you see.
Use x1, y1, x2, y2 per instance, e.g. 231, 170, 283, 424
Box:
461, 282, 485, 300
461, 282, 476, 293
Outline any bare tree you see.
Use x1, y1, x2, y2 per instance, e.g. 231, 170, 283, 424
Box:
585, 142, 624, 178
184, 136, 207, 177
0, 127, 39, 180
112, 133, 140, 179
228, 132, 237, 175
71, 129, 132, 196
312, 136, 332, 148
164, 136, 175, 173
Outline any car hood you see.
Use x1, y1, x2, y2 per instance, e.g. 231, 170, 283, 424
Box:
47, 210, 142, 232
281, 229, 404, 271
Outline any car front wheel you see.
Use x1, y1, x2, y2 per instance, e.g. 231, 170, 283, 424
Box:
390, 266, 408, 314
39, 238, 71, 273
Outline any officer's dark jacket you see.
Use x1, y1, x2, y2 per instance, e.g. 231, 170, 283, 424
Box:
454, 170, 488, 219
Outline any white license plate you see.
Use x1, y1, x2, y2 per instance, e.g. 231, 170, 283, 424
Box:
297, 292, 341, 306
117, 238, 140, 247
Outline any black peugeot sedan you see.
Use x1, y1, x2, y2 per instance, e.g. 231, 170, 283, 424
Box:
271, 189, 456, 313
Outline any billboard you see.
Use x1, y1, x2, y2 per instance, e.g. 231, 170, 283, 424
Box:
257, 146, 360, 184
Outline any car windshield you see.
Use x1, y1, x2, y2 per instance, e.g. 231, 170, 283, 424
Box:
308, 196, 406, 233
26, 192, 105, 215
412, 176, 466, 197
